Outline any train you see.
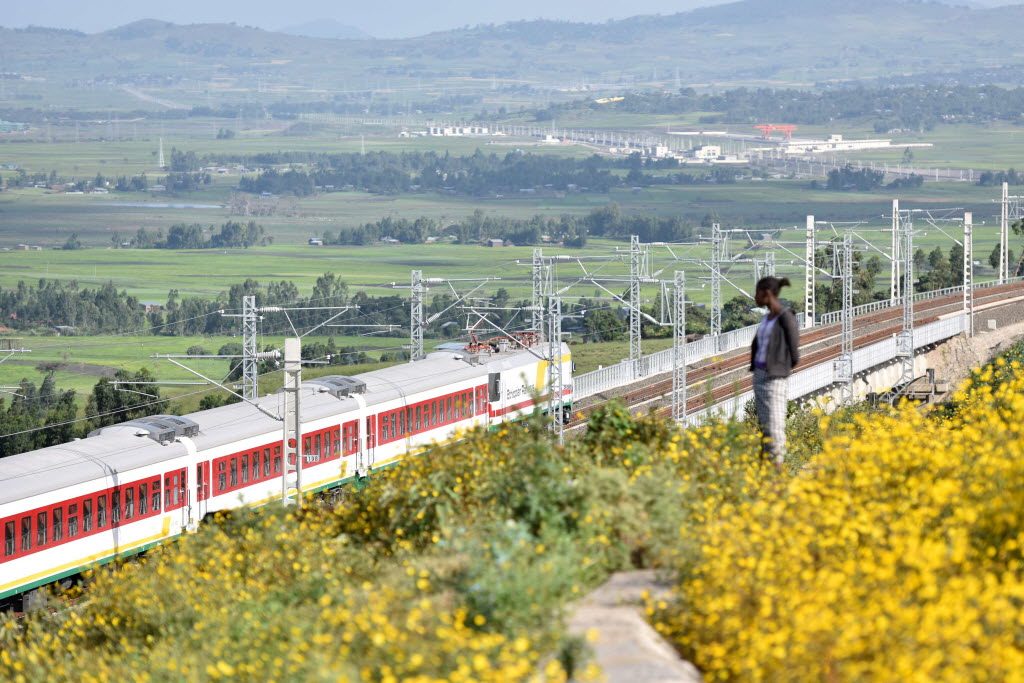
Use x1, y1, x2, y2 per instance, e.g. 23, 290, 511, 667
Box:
0, 337, 572, 605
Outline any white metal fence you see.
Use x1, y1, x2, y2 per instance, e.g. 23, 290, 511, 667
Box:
818, 277, 1024, 326
685, 315, 967, 423
573, 273, 1001, 405
573, 314, 804, 400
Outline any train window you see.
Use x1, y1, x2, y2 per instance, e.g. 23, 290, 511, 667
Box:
333, 430, 341, 456
264, 449, 271, 477
36, 511, 47, 546
4, 521, 14, 556
125, 488, 134, 520
314, 434, 322, 459
241, 455, 249, 484
83, 499, 93, 532
446, 397, 452, 422
111, 491, 121, 523
152, 481, 161, 512
304, 437, 311, 458
230, 458, 238, 488
252, 452, 260, 480
68, 504, 78, 538
218, 461, 226, 492
274, 448, 282, 474
139, 484, 148, 515
20, 517, 31, 552
415, 406, 422, 431
52, 507, 63, 541
172, 474, 181, 506
97, 495, 107, 527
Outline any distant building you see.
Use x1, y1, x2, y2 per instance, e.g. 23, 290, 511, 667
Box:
427, 125, 490, 137
485, 238, 504, 248
307, 237, 324, 246
693, 145, 722, 161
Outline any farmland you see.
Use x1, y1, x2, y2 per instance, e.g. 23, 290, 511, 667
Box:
0, 103, 1019, 421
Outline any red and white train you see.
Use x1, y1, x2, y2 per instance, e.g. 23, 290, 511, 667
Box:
0, 341, 572, 604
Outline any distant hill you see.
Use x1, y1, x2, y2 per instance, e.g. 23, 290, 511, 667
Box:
279, 19, 371, 40
2, 0, 1024, 109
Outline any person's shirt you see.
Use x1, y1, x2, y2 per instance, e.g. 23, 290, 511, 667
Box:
754, 314, 778, 369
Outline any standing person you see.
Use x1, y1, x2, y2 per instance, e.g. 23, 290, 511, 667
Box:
750, 276, 800, 469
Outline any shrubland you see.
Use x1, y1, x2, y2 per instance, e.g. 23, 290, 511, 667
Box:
2, 347, 1023, 680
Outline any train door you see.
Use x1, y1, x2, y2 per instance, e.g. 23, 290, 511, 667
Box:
174, 468, 189, 531
365, 415, 377, 469
195, 462, 210, 520
488, 372, 502, 425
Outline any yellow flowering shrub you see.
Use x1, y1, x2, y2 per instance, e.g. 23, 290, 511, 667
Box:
652, 363, 1024, 681
0, 505, 556, 682
0, 419, 614, 682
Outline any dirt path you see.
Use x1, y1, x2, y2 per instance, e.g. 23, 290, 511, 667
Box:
567, 571, 701, 682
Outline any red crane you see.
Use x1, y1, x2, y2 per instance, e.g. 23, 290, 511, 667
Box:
755, 124, 797, 140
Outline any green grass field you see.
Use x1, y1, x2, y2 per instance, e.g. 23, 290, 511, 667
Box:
0, 119, 1017, 421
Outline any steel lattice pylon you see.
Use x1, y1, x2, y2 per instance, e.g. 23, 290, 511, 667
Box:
671, 271, 687, 424
710, 223, 723, 341
531, 248, 545, 339
241, 295, 259, 401
804, 215, 815, 329
547, 295, 564, 443
410, 270, 425, 362
999, 182, 1024, 283
629, 235, 644, 368
833, 232, 855, 405
964, 212, 974, 337
890, 199, 901, 303
896, 209, 915, 389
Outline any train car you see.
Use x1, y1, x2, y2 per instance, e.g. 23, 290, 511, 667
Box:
0, 341, 571, 604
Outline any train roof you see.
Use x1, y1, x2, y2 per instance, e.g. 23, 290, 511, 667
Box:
0, 430, 187, 506
0, 346, 553, 507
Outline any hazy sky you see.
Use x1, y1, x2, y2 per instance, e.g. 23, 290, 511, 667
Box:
2, 0, 732, 38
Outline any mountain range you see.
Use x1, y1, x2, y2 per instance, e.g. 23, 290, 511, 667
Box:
1, 0, 1023, 109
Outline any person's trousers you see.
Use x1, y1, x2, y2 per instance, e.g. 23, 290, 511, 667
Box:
753, 368, 788, 465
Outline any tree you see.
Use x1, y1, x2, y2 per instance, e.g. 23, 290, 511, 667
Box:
913, 248, 927, 273
949, 243, 965, 285
583, 308, 622, 342
62, 232, 83, 250
84, 368, 163, 432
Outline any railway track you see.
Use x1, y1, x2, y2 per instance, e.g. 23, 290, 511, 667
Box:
567, 282, 1024, 431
